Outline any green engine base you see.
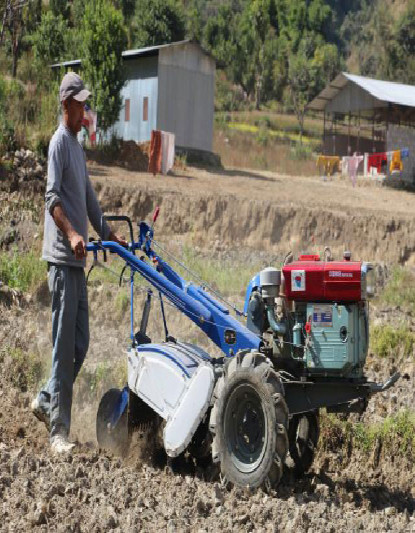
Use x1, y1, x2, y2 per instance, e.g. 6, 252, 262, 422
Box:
305, 303, 368, 378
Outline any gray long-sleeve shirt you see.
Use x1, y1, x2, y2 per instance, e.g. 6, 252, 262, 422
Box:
42, 123, 110, 268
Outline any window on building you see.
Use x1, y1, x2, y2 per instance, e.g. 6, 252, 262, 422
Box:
143, 97, 148, 122
125, 99, 130, 122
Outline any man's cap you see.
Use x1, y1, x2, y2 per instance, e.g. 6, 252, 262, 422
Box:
59, 72, 91, 103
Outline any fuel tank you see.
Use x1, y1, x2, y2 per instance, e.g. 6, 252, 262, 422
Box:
283, 260, 362, 302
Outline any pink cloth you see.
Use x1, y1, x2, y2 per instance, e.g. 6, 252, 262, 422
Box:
347, 155, 363, 187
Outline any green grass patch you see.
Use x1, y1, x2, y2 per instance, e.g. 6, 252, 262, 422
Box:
321, 411, 415, 461
0, 346, 44, 392
375, 267, 415, 315
0, 247, 46, 293
115, 288, 130, 318
179, 247, 262, 296
370, 324, 415, 358
227, 121, 319, 148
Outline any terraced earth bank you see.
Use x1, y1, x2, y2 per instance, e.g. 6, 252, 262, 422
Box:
0, 162, 414, 532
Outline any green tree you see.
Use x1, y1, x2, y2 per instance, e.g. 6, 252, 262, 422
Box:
50, 0, 70, 19
235, 0, 279, 108
132, 0, 185, 48
31, 11, 67, 66
81, 0, 127, 133
287, 49, 316, 144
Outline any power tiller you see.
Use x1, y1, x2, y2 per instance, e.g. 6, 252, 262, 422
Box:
86, 212, 399, 490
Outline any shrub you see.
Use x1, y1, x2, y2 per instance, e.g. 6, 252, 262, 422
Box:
289, 143, 313, 160
370, 324, 415, 358
0, 248, 46, 293
376, 267, 415, 314
255, 124, 270, 147
0, 120, 17, 153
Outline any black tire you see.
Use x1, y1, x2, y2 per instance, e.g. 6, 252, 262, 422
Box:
288, 411, 319, 476
96, 388, 130, 457
209, 352, 289, 489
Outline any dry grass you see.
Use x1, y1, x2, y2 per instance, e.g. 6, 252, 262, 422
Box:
213, 126, 317, 175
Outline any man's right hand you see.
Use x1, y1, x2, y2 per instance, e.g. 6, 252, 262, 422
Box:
69, 232, 86, 260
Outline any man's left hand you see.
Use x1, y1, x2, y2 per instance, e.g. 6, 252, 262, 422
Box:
109, 232, 128, 247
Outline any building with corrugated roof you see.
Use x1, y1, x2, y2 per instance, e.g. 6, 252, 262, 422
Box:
52, 40, 216, 155
308, 72, 415, 184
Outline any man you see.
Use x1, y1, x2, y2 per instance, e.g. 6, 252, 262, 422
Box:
31, 72, 125, 454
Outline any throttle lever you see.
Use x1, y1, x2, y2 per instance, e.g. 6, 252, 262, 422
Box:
151, 206, 160, 229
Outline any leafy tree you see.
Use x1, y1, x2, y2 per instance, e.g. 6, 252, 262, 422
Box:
31, 11, 67, 66
1, 0, 41, 76
287, 48, 316, 144
81, 0, 127, 133
50, 0, 69, 19
204, 4, 237, 66
132, 0, 185, 48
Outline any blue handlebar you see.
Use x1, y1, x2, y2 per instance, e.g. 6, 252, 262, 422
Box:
86, 239, 262, 356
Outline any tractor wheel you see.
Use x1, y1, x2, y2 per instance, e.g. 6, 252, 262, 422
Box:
209, 352, 289, 490
96, 388, 130, 457
288, 411, 319, 476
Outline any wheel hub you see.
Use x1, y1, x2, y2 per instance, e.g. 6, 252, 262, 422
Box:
224, 384, 267, 473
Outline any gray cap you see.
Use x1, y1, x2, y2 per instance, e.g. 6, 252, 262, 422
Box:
59, 72, 91, 103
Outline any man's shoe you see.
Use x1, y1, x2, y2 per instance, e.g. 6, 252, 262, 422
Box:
51, 435, 75, 454
31, 396, 50, 431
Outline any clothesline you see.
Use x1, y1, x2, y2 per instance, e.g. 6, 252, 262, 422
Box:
316, 147, 410, 185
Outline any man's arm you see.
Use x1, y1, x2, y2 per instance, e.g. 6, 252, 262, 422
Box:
86, 173, 127, 246
51, 204, 86, 260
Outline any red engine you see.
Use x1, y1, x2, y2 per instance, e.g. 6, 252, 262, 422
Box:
283, 257, 363, 303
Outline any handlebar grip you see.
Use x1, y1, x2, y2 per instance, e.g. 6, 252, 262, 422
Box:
101, 215, 134, 244
152, 206, 160, 224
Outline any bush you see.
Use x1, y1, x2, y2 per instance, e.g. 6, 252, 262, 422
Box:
256, 124, 270, 147
370, 324, 415, 358
289, 143, 313, 160
0, 120, 17, 153
376, 267, 415, 314
0, 248, 46, 293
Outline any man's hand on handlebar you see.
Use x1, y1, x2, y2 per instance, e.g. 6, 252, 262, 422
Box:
109, 231, 128, 248
69, 232, 87, 260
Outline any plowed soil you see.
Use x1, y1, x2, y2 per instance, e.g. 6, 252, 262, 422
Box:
0, 163, 414, 531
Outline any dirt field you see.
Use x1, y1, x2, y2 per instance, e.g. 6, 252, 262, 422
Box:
89, 162, 415, 264
0, 162, 414, 531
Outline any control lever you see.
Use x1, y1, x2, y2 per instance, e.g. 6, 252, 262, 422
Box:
151, 206, 160, 229
101, 214, 135, 255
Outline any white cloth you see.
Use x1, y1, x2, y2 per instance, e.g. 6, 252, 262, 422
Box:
160, 131, 175, 175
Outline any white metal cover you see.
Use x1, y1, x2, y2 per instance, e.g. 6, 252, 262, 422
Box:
127, 343, 215, 457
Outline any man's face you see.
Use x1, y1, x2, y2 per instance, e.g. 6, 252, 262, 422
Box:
63, 98, 85, 134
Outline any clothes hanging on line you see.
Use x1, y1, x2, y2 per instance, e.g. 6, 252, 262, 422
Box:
81, 104, 97, 146
368, 153, 387, 174
160, 131, 175, 175
316, 155, 340, 176
148, 130, 162, 175
401, 148, 409, 159
346, 155, 364, 187
390, 150, 403, 173
148, 130, 176, 175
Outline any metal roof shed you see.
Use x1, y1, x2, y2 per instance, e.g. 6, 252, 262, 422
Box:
308, 73, 415, 184
52, 41, 216, 154
308, 72, 415, 116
